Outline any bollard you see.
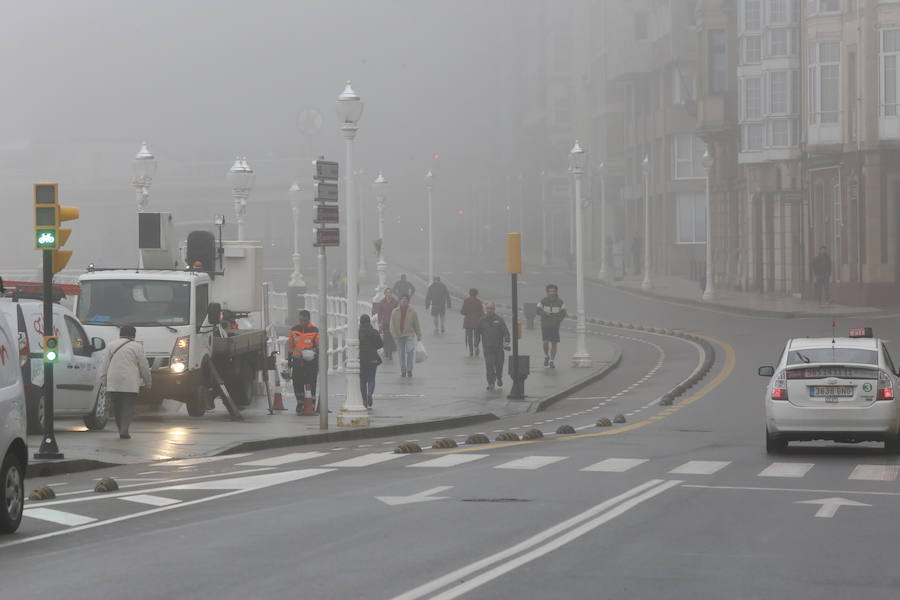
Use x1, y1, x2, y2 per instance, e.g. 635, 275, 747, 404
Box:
299, 384, 317, 416
523, 302, 537, 329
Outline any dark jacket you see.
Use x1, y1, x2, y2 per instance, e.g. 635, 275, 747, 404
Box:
476, 313, 510, 349
425, 282, 451, 310
537, 295, 567, 326
812, 253, 832, 280
392, 279, 415, 299
460, 296, 484, 329
359, 325, 384, 364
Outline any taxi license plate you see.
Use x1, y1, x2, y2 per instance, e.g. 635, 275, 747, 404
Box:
810, 386, 854, 397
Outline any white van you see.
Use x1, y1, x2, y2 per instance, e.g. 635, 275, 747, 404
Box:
0, 296, 27, 533
0, 295, 108, 434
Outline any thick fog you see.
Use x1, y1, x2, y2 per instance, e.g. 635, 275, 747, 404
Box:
0, 0, 527, 278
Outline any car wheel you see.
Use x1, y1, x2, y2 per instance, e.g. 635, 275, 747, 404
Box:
187, 386, 208, 417
0, 452, 24, 534
885, 435, 900, 454
26, 387, 45, 435
766, 429, 787, 454
83, 385, 108, 431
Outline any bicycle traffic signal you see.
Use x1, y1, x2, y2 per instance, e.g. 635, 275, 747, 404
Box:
34, 183, 79, 273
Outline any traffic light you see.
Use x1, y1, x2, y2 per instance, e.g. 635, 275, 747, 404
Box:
33, 183, 79, 274
43, 336, 59, 363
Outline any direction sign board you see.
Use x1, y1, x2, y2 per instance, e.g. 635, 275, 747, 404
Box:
314, 228, 340, 247
315, 182, 339, 202
314, 160, 339, 181
314, 205, 340, 224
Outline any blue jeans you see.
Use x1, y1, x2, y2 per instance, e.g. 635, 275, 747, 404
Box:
398, 336, 416, 375
360, 361, 379, 405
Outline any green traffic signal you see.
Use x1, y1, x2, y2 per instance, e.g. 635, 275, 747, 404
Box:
36, 229, 58, 249
43, 336, 58, 363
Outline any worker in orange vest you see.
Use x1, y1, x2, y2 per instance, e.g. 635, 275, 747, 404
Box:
286, 309, 320, 414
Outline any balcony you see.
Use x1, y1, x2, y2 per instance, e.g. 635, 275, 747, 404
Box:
608, 40, 653, 82
696, 93, 738, 135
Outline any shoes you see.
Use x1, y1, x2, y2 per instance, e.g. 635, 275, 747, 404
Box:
496, 379, 503, 387
119, 433, 131, 440
408, 371, 413, 378
487, 384, 494, 391
469, 350, 474, 357
475, 348, 480, 357
548, 360, 555, 369
441, 327, 445, 334
544, 356, 550, 367
401, 370, 407, 377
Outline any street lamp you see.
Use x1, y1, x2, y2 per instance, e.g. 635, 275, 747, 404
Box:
288, 182, 306, 290
425, 169, 434, 284
227, 157, 254, 241
569, 141, 592, 368
372, 172, 389, 300
132, 141, 157, 213
355, 169, 367, 279
335, 80, 368, 426
702, 148, 716, 302
597, 161, 609, 281
641, 155, 653, 290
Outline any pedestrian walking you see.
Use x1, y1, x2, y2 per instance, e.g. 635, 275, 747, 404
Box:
476, 301, 510, 391
287, 310, 320, 413
358, 314, 383, 409
425, 276, 451, 334
392, 274, 415, 301
460, 287, 484, 357
537, 284, 567, 368
99, 325, 151, 439
812, 246, 833, 306
374, 287, 398, 361
389, 295, 422, 378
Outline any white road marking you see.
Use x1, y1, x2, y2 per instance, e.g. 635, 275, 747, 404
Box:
325, 453, 406, 468
668, 461, 730, 475
24, 508, 97, 527
376, 486, 454, 506
236, 452, 330, 467
389, 480, 681, 600
408, 455, 489, 468
158, 453, 252, 467
758, 462, 814, 478
494, 456, 567, 470
119, 494, 181, 507
581, 458, 648, 473
796, 497, 871, 518
849, 464, 900, 482
170, 468, 335, 491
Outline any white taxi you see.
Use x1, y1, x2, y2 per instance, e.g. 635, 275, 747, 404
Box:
759, 327, 900, 453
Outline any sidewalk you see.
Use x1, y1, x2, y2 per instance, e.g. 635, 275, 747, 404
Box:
583, 261, 880, 318
28, 309, 618, 475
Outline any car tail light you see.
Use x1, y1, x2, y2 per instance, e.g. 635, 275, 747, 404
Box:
878, 371, 895, 401
772, 371, 788, 401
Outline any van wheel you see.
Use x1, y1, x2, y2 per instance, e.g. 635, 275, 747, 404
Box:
0, 453, 24, 534
26, 388, 44, 435
187, 386, 208, 417
766, 429, 787, 454
83, 385, 108, 430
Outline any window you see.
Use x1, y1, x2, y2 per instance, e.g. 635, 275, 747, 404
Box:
195, 284, 209, 327
672, 67, 695, 104
819, 0, 840, 13
769, 118, 792, 146
743, 0, 762, 31
77, 280, 192, 327
768, 0, 787, 24
673, 135, 707, 179
769, 71, 788, 113
883, 30, 900, 116
676, 193, 708, 244
743, 36, 762, 64
635, 13, 648, 40
743, 124, 764, 150
64, 316, 91, 357
709, 30, 728, 93
743, 77, 762, 120
809, 41, 840, 124
768, 29, 789, 57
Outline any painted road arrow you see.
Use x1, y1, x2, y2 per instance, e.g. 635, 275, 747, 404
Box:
376, 486, 453, 506
795, 497, 871, 518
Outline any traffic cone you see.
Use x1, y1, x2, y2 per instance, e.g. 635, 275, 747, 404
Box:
300, 384, 317, 416
272, 371, 286, 411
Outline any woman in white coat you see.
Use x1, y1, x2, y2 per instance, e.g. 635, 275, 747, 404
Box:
99, 325, 151, 439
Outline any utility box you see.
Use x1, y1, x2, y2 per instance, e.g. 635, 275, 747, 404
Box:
138, 212, 178, 269
524, 303, 537, 329
508, 355, 530, 379
210, 241, 263, 313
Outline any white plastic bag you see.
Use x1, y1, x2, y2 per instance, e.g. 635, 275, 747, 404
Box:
415, 340, 428, 363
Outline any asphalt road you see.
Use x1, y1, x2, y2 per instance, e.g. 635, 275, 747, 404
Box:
3, 261, 900, 599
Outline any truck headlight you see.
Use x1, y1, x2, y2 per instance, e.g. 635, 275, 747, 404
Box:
170, 361, 187, 374
170, 336, 190, 372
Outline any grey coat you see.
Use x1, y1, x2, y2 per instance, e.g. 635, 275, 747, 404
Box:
100, 337, 152, 394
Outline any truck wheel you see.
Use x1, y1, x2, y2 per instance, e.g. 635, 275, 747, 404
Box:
83, 385, 109, 431
187, 386, 208, 417
26, 387, 44, 435
0, 452, 24, 533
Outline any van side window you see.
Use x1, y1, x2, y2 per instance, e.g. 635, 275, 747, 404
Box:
195, 284, 209, 325
64, 316, 91, 357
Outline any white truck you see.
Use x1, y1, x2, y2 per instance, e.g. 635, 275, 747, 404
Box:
74, 218, 269, 418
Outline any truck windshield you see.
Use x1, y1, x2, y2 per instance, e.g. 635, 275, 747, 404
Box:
77, 280, 191, 327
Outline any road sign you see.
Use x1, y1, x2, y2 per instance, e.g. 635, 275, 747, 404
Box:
314, 160, 339, 181
314, 228, 340, 247
314, 205, 340, 224
314, 182, 339, 202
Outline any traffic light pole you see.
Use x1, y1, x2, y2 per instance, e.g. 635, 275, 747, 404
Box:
35, 249, 63, 459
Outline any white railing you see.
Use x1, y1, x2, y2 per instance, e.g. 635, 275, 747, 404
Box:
269, 290, 288, 327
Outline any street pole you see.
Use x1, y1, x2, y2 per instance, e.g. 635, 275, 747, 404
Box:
335, 81, 367, 426
288, 183, 307, 323
702, 149, 717, 302
355, 169, 367, 279
318, 245, 328, 430
569, 142, 592, 368
540, 170, 549, 266
228, 157, 254, 242
373, 172, 388, 300
507, 233, 527, 399
35, 249, 62, 459
641, 155, 653, 290
426, 170, 434, 284
597, 162, 609, 281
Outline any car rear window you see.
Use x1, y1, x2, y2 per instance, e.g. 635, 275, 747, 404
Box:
787, 347, 878, 366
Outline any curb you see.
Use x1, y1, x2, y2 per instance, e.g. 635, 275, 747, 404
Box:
527, 344, 623, 413
27, 458, 121, 480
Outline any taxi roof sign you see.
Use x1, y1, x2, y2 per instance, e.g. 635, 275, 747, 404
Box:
849, 327, 873, 338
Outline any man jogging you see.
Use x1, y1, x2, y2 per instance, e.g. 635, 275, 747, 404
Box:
476, 301, 510, 391
425, 276, 451, 334
392, 274, 415, 301
537, 284, 567, 368
287, 310, 320, 413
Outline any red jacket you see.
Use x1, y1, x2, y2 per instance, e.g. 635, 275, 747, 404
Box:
375, 297, 399, 332
460, 297, 484, 329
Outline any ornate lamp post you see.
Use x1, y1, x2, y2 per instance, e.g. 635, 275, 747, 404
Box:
597, 161, 609, 281
569, 141, 592, 367
132, 141, 157, 213
335, 80, 368, 426
702, 149, 717, 302
227, 157, 254, 241
372, 172, 389, 300
641, 155, 653, 290
425, 169, 434, 284
288, 182, 307, 290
